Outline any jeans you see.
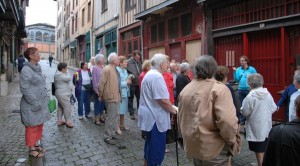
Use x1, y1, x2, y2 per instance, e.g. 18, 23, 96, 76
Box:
93, 92, 105, 116
128, 85, 140, 115
238, 89, 249, 123
77, 90, 91, 116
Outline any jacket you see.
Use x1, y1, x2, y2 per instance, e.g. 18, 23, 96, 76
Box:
240, 87, 277, 142
72, 69, 92, 98
176, 73, 191, 99
233, 66, 257, 90
117, 66, 130, 98
163, 72, 174, 104
263, 119, 300, 166
54, 71, 72, 96
19, 62, 51, 126
178, 78, 241, 160
98, 64, 121, 102
126, 58, 142, 85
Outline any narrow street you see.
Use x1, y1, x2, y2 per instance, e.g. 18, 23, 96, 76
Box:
0, 61, 256, 166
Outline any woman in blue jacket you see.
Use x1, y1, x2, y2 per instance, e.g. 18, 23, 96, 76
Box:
116, 56, 132, 135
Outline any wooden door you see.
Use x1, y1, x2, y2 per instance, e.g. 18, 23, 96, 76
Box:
170, 43, 182, 62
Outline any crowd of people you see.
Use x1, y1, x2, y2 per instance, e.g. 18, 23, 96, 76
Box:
18, 47, 300, 166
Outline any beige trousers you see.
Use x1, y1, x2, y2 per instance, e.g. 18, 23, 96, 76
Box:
56, 94, 72, 123
193, 145, 231, 166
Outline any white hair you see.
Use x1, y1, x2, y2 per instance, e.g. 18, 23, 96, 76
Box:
94, 53, 105, 64
180, 62, 190, 73
151, 53, 167, 70
107, 52, 118, 64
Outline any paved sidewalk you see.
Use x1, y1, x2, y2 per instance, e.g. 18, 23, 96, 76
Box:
0, 61, 257, 166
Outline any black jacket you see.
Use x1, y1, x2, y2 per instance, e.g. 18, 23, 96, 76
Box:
263, 119, 300, 166
175, 73, 191, 99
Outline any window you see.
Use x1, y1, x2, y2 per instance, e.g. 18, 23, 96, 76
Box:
36, 31, 42, 42
151, 25, 157, 43
128, 42, 132, 54
75, 13, 78, 31
72, 0, 75, 9
133, 27, 140, 37
102, 0, 107, 12
82, 8, 85, 26
72, 18, 74, 34
125, 0, 136, 11
88, 2, 91, 22
181, 13, 192, 36
43, 33, 49, 42
51, 34, 55, 43
134, 40, 138, 50
168, 17, 179, 39
158, 22, 165, 41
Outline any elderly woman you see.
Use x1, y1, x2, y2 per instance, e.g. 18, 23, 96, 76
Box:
116, 56, 132, 134
215, 66, 239, 122
240, 73, 277, 166
54, 63, 73, 128
175, 62, 191, 102
92, 54, 106, 125
178, 55, 241, 165
138, 59, 151, 89
73, 62, 92, 119
138, 53, 177, 166
20, 47, 51, 158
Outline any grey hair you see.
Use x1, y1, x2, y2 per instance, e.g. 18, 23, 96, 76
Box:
180, 62, 190, 73
151, 53, 167, 70
170, 62, 176, 68
247, 73, 264, 89
194, 55, 217, 79
107, 52, 118, 64
94, 53, 105, 64
294, 72, 300, 84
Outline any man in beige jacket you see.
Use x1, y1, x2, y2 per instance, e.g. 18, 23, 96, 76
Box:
98, 52, 122, 145
178, 55, 241, 165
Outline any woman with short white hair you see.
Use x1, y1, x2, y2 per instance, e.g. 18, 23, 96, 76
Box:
241, 73, 277, 166
175, 62, 191, 102
138, 53, 177, 166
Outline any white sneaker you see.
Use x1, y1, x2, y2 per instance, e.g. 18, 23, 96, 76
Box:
78, 116, 83, 120
85, 114, 92, 118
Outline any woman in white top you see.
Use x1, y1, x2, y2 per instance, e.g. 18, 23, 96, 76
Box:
240, 73, 277, 166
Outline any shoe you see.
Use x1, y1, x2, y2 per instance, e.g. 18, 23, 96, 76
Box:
78, 116, 83, 120
112, 135, 123, 140
130, 115, 136, 120
120, 125, 130, 130
66, 123, 74, 128
104, 138, 117, 145
100, 118, 105, 124
57, 121, 66, 127
94, 121, 104, 126
85, 114, 92, 118
116, 128, 122, 135
29, 150, 44, 158
165, 148, 170, 153
34, 146, 46, 153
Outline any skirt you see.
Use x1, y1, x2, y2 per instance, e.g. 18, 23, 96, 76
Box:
120, 97, 128, 114
248, 138, 268, 153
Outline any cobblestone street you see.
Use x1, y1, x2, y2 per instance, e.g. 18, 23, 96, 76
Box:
0, 60, 257, 166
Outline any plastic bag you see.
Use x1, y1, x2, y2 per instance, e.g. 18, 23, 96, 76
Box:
48, 97, 57, 113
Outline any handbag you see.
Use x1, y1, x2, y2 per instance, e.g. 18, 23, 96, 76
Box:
82, 84, 92, 90
48, 97, 57, 113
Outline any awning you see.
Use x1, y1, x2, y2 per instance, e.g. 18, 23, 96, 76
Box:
134, 0, 179, 20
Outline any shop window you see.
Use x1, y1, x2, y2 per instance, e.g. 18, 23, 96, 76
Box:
168, 17, 179, 39
151, 25, 157, 43
36, 31, 42, 42
181, 13, 192, 36
158, 22, 165, 41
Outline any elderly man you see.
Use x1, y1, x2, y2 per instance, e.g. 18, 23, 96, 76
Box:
126, 50, 142, 120
178, 55, 241, 165
288, 71, 300, 121
138, 53, 177, 166
98, 52, 121, 145
92, 53, 106, 126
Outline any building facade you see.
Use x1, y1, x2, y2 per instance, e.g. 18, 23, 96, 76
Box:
135, 0, 206, 62
206, 0, 300, 121
0, 0, 28, 96
26, 24, 55, 60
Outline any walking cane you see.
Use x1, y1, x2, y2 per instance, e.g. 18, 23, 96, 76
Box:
173, 114, 179, 166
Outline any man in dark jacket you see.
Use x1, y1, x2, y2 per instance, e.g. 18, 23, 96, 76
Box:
263, 95, 300, 166
126, 50, 142, 120
16, 54, 26, 72
49, 55, 54, 67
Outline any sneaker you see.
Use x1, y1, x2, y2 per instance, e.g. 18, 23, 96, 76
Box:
130, 115, 136, 120
85, 114, 92, 118
78, 116, 83, 120
112, 135, 123, 140
116, 128, 122, 135
104, 138, 117, 145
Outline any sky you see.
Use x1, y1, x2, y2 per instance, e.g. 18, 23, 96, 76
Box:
26, 0, 57, 26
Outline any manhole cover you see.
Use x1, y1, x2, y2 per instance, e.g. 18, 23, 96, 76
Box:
11, 110, 20, 113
